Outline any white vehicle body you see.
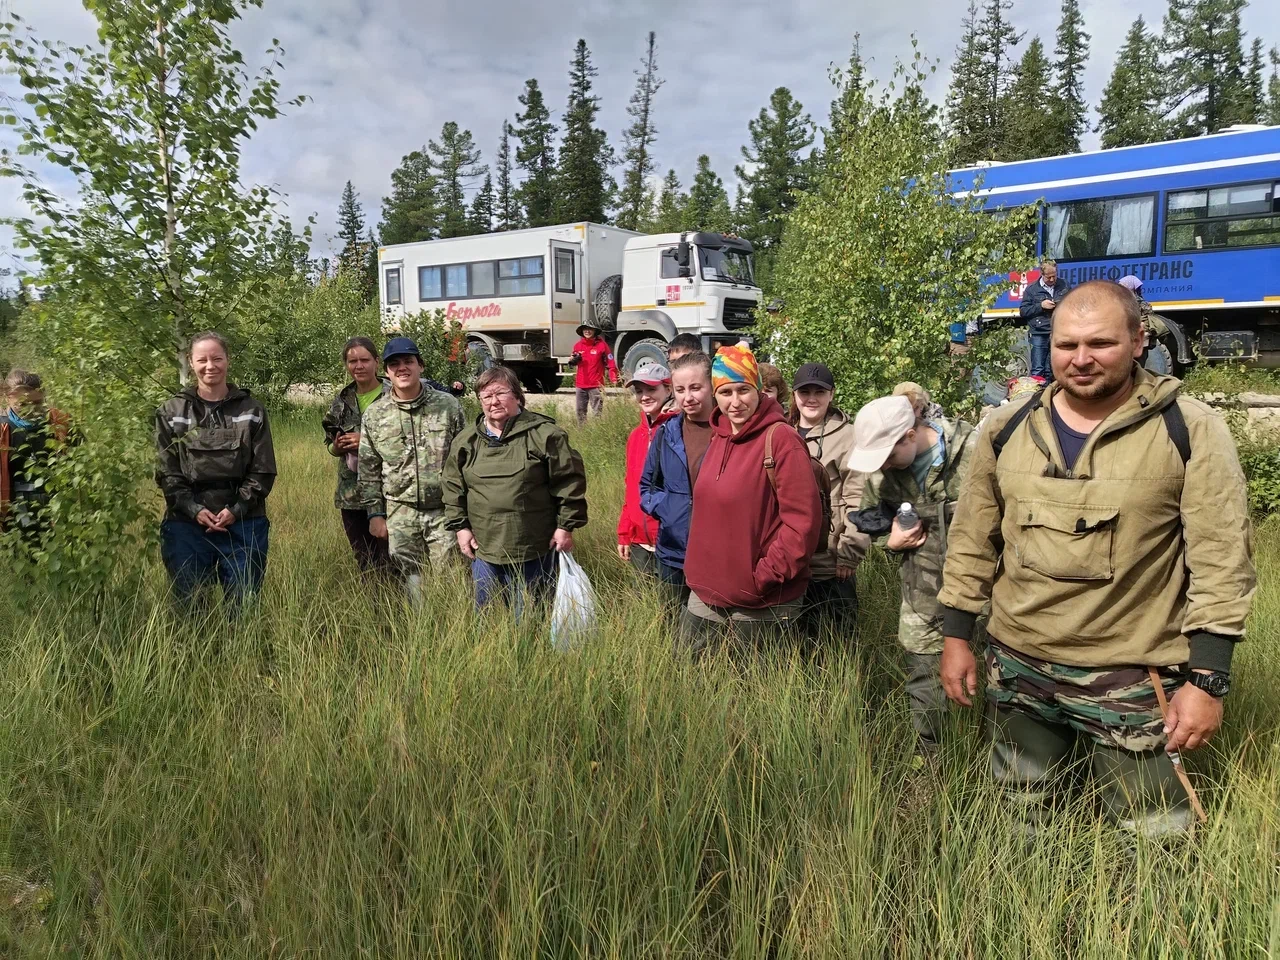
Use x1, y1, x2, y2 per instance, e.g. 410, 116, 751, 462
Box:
378, 222, 761, 388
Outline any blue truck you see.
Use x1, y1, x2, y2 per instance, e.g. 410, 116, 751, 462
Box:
950, 125, 1280, 371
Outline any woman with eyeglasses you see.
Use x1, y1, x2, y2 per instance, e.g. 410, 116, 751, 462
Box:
443, 365, 588, 611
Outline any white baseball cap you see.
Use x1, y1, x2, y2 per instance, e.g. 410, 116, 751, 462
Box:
848, 396, 916, 472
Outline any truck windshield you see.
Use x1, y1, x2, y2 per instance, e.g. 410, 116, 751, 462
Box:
699, 246, 756, 286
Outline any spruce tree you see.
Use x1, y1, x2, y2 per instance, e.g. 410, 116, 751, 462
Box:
946, 1, 989, 165
555, 39, 614, 224
514, 79, 558, 227
494, 122, 519, 231
380, 148, 440, 245
735, 87, 814, 250
1244, 37, 1265, 122
1267, 47, 1280, 125
617, 31, 663, 231
1162, 0, 1250, 136
428, 121, 484, 239
650, 170, 687, 234
684, 155, 732, 233
470, 174, 496, 234
363, 228, 378, 304
824, 36, 867, 165
1051, 0, 1091, 153
976, 0, 1024, 159
336, 180, 365, 263
1001, 39, 1057, 161
1097, 17, 1167, 148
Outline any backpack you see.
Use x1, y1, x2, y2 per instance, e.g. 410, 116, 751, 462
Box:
763, 423, 833, 537
991, 387, 1191, 466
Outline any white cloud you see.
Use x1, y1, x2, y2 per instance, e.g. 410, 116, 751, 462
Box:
4, 0, 1279, 262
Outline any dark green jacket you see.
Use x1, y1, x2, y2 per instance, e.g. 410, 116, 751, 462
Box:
155, 384, 276, 521
443, 409, 588, 563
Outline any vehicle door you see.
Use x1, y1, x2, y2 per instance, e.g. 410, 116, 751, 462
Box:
550, 240, 584, 358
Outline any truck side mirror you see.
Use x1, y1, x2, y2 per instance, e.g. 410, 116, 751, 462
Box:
676, 242, 691, 267
678, 265, 692, 278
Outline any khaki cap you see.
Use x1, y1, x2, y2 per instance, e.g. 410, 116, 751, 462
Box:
848, 396, 916, 473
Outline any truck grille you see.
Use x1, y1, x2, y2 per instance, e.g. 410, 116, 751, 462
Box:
723, 298, 758, 330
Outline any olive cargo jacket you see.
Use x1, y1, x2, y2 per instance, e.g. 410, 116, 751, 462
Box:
155, 385, 277, 521
939, 366, 1256, 673
443, 409, 588, 564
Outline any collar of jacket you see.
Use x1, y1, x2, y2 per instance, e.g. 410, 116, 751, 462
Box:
803, 407, 849, 441
340, 378, 390, 401
179, 383, 250, 406
638, 403, 678, 436
473, 407, 555, 444
1025, 364, 1181, 479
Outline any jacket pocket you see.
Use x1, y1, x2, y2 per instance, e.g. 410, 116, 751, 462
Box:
184, 428, 243, 478
1014, 499, 1118, 581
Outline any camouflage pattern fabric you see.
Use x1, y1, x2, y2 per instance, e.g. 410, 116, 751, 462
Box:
386, 503, 454, 575
986, 640, 1180, 753
322, 380, 389, 511
859, 418, 977, 656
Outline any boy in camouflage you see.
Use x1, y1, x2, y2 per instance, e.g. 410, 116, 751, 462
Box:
358, 338, 466, 602
847, 394, 978, 752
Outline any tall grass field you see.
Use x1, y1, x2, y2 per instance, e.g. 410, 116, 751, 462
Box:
2, 399, 1278, 958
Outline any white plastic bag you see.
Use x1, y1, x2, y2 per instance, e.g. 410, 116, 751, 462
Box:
550, 551, 597, 651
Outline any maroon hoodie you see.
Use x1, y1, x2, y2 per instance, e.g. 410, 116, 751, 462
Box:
684, 395, 822, 610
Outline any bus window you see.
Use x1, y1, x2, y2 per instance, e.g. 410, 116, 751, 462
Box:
1045, 195, 1155, 261
1165, 181, 1280, 252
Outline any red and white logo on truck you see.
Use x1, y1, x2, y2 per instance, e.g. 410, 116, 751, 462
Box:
1008, 269, 1042, 302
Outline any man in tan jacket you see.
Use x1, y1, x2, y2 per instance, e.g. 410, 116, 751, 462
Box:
938, 280, 1255, 836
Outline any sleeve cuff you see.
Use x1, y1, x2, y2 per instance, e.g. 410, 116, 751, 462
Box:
943, 607, 978, 642
1188, 631, 1237, 674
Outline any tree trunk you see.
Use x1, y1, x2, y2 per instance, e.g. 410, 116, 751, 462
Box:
154, 16, 187, 383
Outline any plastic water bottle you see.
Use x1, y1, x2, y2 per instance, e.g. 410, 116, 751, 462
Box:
897, 502, 921, 532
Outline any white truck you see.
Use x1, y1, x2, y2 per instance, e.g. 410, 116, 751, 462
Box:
378, 222, 761, 391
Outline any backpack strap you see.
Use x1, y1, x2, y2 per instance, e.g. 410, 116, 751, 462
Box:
763, 423, 780, 494
1161, 400, 1192, 466
991, 387, 1047, 462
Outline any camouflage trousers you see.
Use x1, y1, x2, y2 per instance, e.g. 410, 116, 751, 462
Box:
897, 599, 948, 748
986, 640, 1195, 837
386, 504, 456, 599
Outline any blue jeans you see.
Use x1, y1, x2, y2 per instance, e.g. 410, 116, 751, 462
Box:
160, 516, 270, 610
472, 551, 557, 616
1029, 331, 1051, 379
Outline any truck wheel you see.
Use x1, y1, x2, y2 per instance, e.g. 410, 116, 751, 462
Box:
970, 329, 1031, 405
466, 339, 495, 374
1142, 342, 1174, 376
593, 274, 623, 331
621, 337, 668, 378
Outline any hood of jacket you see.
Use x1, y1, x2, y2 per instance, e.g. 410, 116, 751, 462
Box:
178, 383, 251, 407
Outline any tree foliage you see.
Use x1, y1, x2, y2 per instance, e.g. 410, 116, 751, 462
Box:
946, 1, 989, 165
429, 121, 485, 239
379, 148, 439, 245
469, 173, 495, 234
494, 121, 519, 231
1001, 38, 1056, 161
685, 155, 732, 233
555, 40, 613, 224
514, 79, 557, 228
1268, 47, 1280, 125
1097, 17, 1167, 148
1162, 0, 1250, 136
735, 87, 814, 252
648, 169, 686, 234
758, 52, 1035, 417
616, 31, 662, 231
336, 180, 365, 259
1051, 0, 1091, 154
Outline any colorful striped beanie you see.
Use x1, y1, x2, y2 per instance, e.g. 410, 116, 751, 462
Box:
711, 343, 761, 391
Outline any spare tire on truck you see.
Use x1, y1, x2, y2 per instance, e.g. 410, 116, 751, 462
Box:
592, 274, 623, 331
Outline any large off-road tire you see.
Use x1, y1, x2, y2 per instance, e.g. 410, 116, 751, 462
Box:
592, 274, 623, 331
621, 337, 668, 379
1142, 342, 1174, 376
466, 339, 495, 375
970, 329, 1032, 406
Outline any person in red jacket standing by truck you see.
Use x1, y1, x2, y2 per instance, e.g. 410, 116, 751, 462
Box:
617, 360, 677, 578
680, 343, 822, 658
570, 322, 618, 425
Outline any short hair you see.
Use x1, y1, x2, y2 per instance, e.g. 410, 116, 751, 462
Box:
475, 365, 525, 406
1040, 257, 1057, 270
1056, 280, 1142, 336
5, 368, 41, 394
189, 330, 230, 357
342, 336, 378, 364
759, 363, 788, 407
893, 381, 932, 418
668, 333, 701, 356
670, 351, 712, 379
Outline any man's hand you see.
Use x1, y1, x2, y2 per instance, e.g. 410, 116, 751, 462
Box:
456, 529, 478, 559
617, 543, 631, 562
369, 516, 389, 540
835, 564, 856, 581
551, 528, 574, 553
211, 508, 236, 531
886, 518, 927, 552
195, 508, 221, 532
941, 636, 979, 706
337, 432, 361, 453
1163, 674, 1224, 753
1042, 299, 1056, 311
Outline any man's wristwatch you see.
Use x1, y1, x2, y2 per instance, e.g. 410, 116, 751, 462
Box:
1187, 671, 1230, 698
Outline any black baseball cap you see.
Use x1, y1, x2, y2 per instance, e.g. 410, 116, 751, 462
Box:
792, 362, 835, 390
382, 337, 421, 363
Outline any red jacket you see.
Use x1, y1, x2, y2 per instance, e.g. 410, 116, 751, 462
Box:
572, 337, 618, 390
618, 405, 677, 547
1, 408, 70, 525
684, 396, 822, 609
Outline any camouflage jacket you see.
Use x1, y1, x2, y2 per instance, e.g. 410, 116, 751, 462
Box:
855, 418, 978, 622
322, 379, 390, 511
357, 385, 465, 518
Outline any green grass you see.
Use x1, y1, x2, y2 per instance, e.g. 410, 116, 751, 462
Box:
1183, 362, 1280, 396
2, 400, 1278, 958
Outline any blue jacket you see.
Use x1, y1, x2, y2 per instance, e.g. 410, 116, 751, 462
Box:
1019, 276, 1071, 334
639, 414, 693, 572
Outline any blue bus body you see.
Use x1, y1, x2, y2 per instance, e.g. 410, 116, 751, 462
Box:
949, 126, 1280, 364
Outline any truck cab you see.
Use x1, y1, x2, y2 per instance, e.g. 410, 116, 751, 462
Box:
613, 232, 762, 375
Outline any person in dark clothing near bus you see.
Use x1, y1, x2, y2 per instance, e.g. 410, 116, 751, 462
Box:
1, 369, 72, 544
1020, 258, 1070, 379
155, 331, 277, 611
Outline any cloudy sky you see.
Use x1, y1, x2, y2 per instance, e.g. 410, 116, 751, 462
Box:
4, 0, 1279, 264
